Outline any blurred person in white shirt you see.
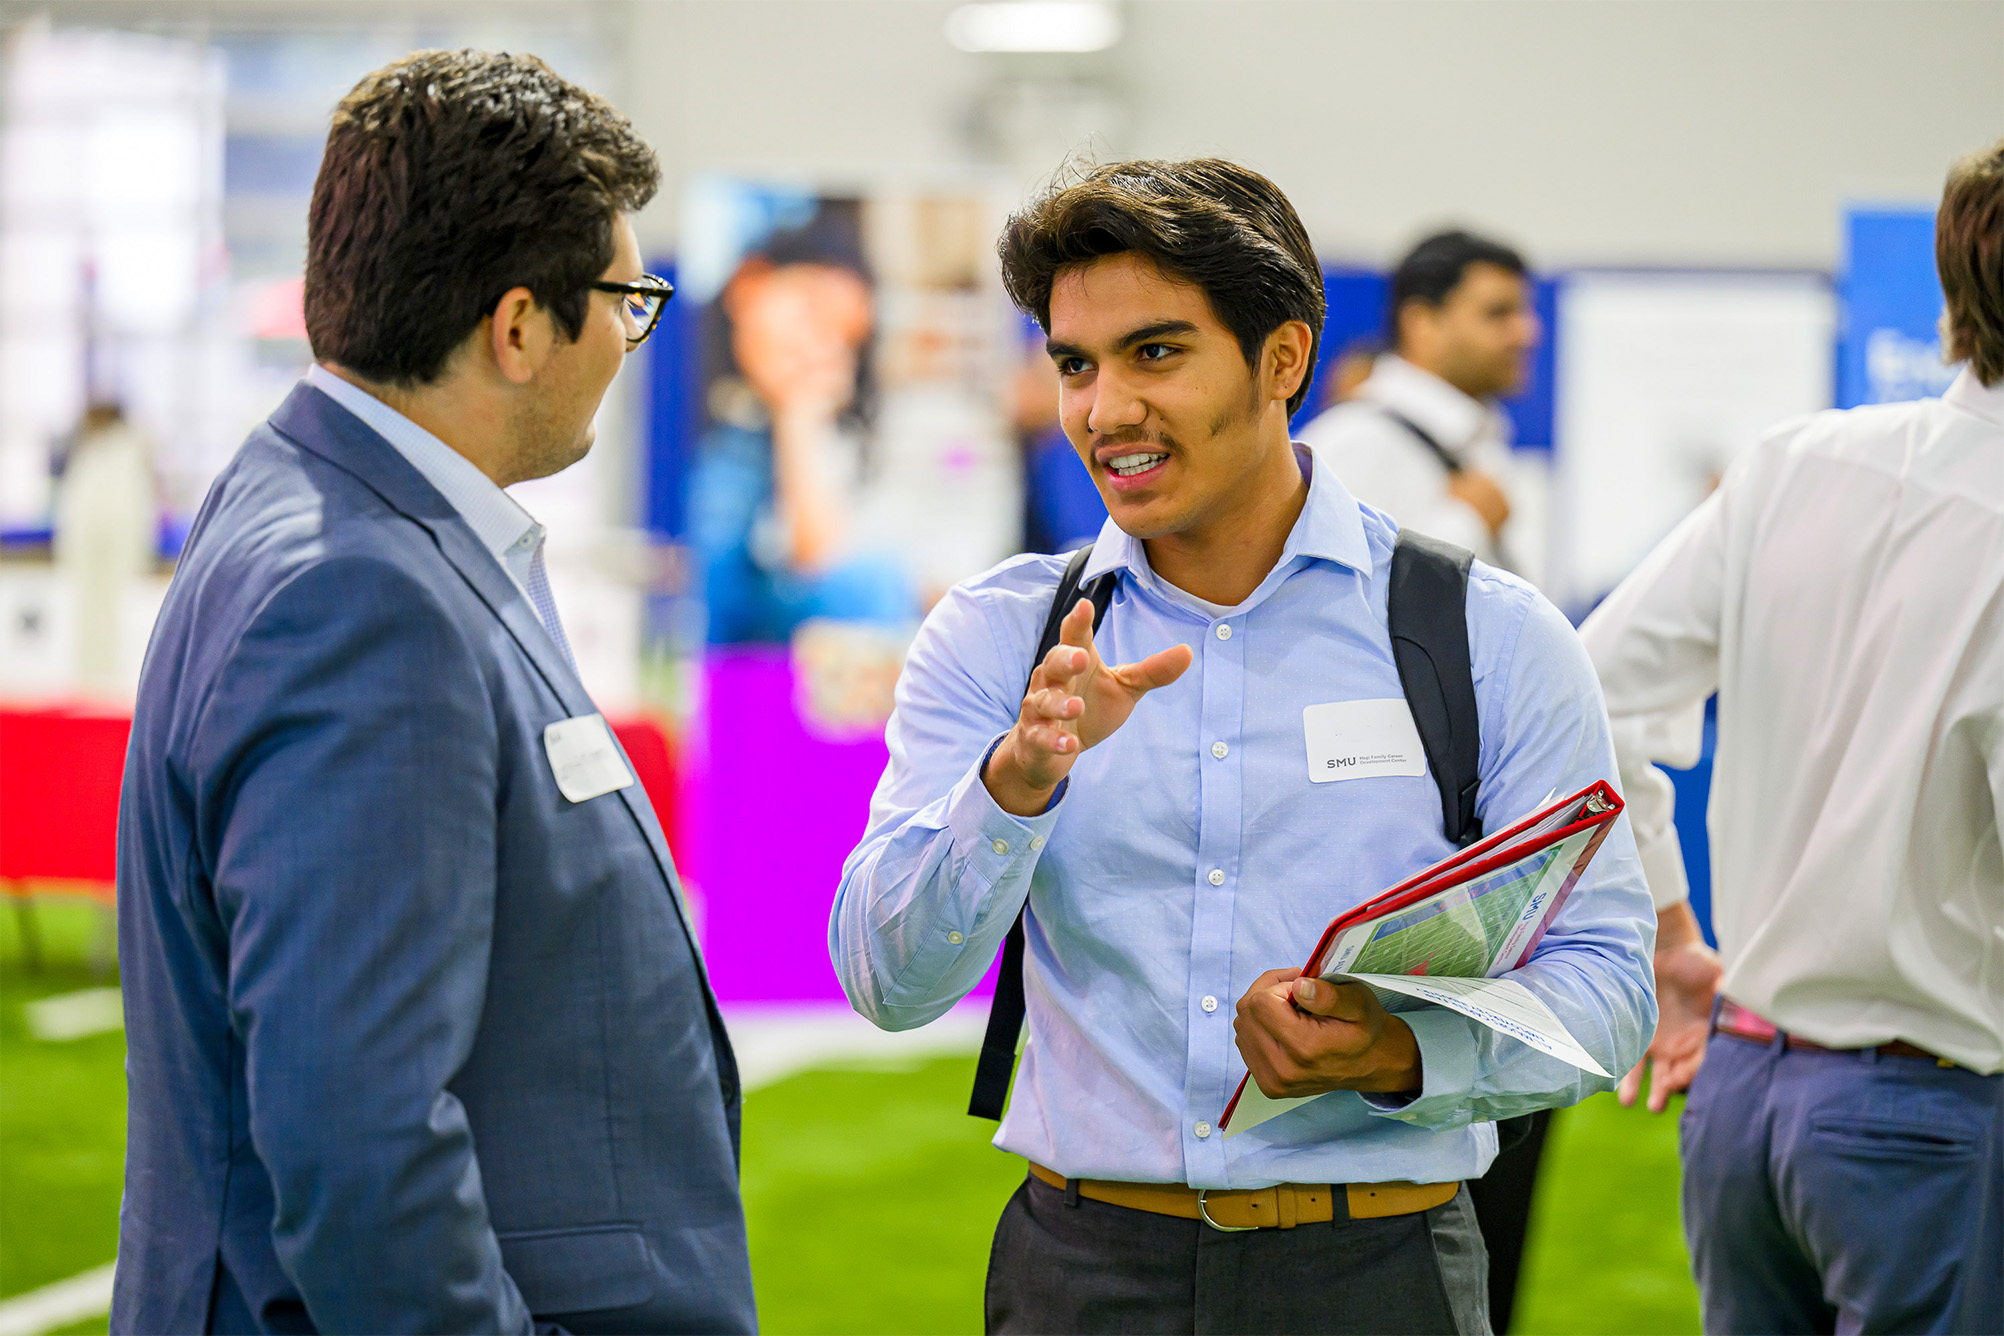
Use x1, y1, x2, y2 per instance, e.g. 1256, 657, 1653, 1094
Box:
1580, 141, 2004, 1335
53, 400, 156, 697
1298, 230, 1538, 574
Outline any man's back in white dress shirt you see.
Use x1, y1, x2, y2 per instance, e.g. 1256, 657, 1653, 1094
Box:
1581, 369, 2004, 1074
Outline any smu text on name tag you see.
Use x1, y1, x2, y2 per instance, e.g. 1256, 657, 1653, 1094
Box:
1302, 698, 1427, 783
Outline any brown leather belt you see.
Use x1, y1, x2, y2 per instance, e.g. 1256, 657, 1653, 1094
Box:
1028, 1162, 1458, 1230
1715, 999, 1960, 1068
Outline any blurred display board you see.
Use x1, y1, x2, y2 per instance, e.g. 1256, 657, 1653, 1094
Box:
675, 180, 1022, 1000
1553, 271, 1834, 612
1838, 207, 1955, 409
679, 177, 1020, 650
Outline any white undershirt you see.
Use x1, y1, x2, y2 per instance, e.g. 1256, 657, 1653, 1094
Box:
1580, 368, 2004, 1073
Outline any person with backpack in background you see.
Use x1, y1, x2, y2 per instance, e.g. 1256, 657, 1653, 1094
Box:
829, 157, 1655, 1335
1298, 230, 1541, 579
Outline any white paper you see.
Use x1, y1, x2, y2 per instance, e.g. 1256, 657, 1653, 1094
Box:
1223, 974, 1609, 1138
543, 713, 636, 803
1302, 698, 1426, 783
1341, 974, 1610, 1078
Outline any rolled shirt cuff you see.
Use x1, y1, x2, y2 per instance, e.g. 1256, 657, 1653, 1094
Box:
1357, 1007, 1481, 1127
1635, 823, 1692, 910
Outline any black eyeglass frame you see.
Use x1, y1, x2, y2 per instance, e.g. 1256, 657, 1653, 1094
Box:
590, 274, 675, 348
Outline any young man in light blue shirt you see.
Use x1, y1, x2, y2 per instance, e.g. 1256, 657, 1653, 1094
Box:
830, 158, 1656, 1335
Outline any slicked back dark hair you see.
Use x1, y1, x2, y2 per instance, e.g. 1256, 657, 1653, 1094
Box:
998, 158, 1326, 415
1385, 229, 1528, 347
305, 49, 659, 386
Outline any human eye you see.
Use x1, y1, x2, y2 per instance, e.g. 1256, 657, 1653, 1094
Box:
1136, 342, 1177, 362
1054, 355, 1090, 377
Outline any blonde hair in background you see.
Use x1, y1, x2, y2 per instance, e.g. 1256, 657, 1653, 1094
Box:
1936, 139, 2004, 387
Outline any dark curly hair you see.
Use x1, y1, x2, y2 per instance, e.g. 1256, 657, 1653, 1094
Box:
304, 49, 659, 386
997, 157, 1325, 415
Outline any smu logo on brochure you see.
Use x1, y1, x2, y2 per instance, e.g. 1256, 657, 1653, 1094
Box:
1302, 699, 1427, 784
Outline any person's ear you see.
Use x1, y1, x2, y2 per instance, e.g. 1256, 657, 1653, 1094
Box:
488, 286, 556, 386
1396, 299, 1439, 359
1264, 319, 1315, 407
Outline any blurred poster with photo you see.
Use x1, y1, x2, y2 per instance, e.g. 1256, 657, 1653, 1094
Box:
676, 180, 1019, 1001
679, 177, 1019, 733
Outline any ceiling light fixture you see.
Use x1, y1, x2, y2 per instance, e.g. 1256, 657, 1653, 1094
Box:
944, 1, 1123, 54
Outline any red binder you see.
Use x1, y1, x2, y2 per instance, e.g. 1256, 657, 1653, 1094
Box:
1220, 781, 1623, 1131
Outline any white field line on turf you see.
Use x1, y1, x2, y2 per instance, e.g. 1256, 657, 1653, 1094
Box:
23, 987, 123, 1043
0, 1261, 115, 1336
723, 1000, 988, 1091
0, 1004, 986, 1335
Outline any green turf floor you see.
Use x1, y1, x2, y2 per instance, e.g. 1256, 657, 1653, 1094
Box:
2, 897, 1699, 1333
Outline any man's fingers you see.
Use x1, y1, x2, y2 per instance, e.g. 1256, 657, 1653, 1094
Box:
1617, 1060, 1644, 1107
1026, 686, 1084, 722
1037, 642, 1089, 685
1020, 722, 1079, 755
1291, 976, 1370, 1022
1110, 643, 1194, 695
1647, 1064, 1674, 1114
1648, 1049, 1705, 1113
1058, 597, 1097, 652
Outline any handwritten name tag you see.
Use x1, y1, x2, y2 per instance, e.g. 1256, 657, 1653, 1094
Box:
1303, 698, 1426, 783
543, 713, 636, 803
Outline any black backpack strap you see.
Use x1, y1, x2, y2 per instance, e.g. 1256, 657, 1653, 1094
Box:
1380, 407, 1465, 476
1389, 530, 1484, 848
969, 545, 1116, 1120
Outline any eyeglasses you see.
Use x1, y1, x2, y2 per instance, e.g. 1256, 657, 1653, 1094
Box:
591, 273, 675, 348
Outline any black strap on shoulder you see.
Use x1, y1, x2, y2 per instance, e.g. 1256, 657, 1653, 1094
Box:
1389, 530, 1484, 848
969, 545, 1115, 1120
1380, 407, 1465, 477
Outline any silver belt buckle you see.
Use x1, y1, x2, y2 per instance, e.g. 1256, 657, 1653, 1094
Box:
1196, 1189, 1258, 1233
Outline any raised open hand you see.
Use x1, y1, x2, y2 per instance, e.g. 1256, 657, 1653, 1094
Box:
983, 597, 1193, 816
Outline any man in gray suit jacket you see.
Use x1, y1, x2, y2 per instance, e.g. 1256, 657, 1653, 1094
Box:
113, 51, 755, 1333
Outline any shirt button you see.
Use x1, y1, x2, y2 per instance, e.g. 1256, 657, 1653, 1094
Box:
992, 838, 1009, 855
1194, 1121, 1213, 1139
1214, 623, 1232, 641
1202, 995, 1219, 1013
1211, 740, 1228, 760
1208, 868, 1226, 886
1030, 836, 1045, 850
947, 931, 964, 945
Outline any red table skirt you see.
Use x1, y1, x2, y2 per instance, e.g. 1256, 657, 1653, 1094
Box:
0, 705, 677, 894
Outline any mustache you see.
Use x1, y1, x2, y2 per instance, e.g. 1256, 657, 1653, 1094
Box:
1089, 428, 1181, 455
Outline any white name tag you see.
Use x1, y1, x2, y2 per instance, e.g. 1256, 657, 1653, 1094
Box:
1303, 698, 1427, 783
543, 713, 637, 803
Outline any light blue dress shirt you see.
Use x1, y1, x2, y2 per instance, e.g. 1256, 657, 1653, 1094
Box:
831, 444, 1657, 1190
303, 365, 558, 630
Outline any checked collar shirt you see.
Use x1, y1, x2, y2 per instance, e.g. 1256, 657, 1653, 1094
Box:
831, 443, 1656, 1190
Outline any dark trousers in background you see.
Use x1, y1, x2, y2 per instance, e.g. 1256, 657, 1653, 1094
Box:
1467, 1109, 1553, 1334
984, 1172, 1491, 1335
1682, 1031, 2004, 1333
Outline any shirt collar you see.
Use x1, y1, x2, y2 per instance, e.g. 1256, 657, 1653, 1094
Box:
1942, 365, 2004, 426
304, 364, 542, 570
1357, 353, 1502, 452
1080, 440, 1372, 600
